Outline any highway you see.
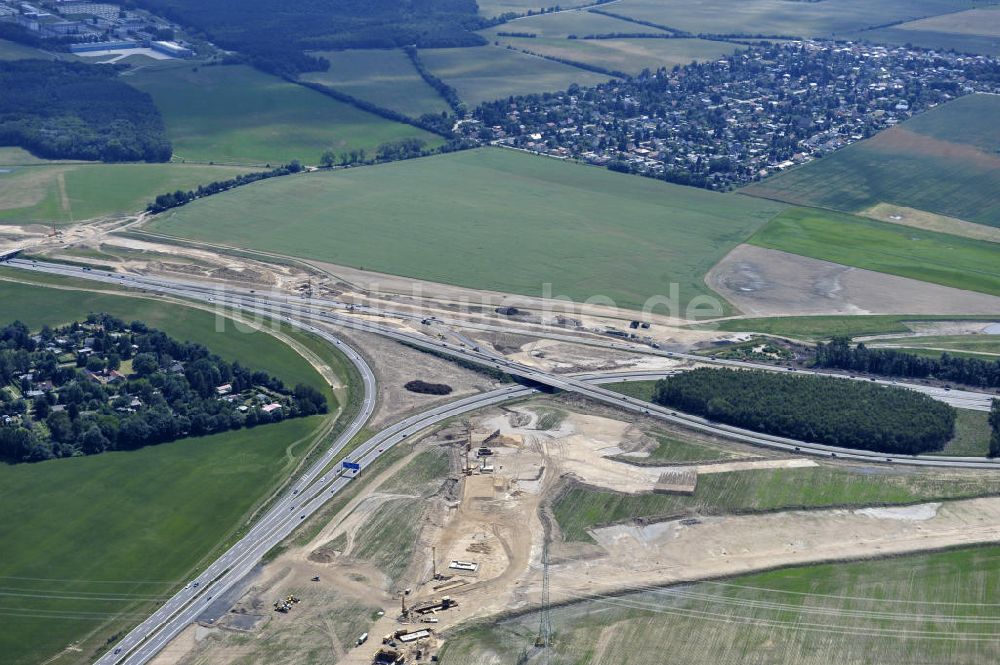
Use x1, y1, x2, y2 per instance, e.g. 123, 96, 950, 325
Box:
3, 258, 998, 664
6, 258, 993, 412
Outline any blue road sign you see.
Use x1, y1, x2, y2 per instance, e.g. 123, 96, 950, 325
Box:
342, 461, 361, 471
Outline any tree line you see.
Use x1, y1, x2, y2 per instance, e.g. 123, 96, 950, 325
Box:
814, 337, 1000, 389
296, 78, 455, 137
404, 46, 466, 116
0, 59, 171, 162
652, 368, 956, 455
0, 315, 327, 463
147, 161, 304, 214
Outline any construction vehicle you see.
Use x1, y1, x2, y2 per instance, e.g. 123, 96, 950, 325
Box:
411, 596, 457, 615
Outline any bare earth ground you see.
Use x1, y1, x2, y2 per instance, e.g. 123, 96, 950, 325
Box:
328, 327, 503, 430
148, 396, 1000, 665
706, 244, 1000, 317
861, 203, 1000, 243
485, 337, 682, 374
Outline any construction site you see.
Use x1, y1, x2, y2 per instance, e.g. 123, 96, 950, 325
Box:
140, 376, 1000, 665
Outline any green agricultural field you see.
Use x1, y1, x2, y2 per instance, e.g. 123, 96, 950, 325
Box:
478, 0, 593, 17
0, 277, 353, 665
552, 466, 1000, 543
748, 207, 1000, 297
148, 148, 786, 315
301, 49, 450, 117
0, 161, 250, 225
420, 45, 612, 106
126, 64, 442, 166
610, 0, 983, 37
485, 8, 666, 38
853, 25, 1000, 56
494, 36, 741, 74
0, 418, 324, 665
440, 545, 1000, 665
851, 6, 1000, 56
869, 334, 1000, 358
699, 314, 1000, 341
743, 94, 1000, 227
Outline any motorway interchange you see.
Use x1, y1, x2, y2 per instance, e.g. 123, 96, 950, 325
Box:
3, 258, 998, 664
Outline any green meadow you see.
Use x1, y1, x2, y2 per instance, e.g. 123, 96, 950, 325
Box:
748, 207, 1000, 297
126, 64, 442, 166
149, 148, 786, 314
0, 277, 352, 664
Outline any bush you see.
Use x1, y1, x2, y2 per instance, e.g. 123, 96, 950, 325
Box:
404, 380, 453, 395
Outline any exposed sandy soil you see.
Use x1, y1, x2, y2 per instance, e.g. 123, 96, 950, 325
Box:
149, 398, 1000, 665
478, 408, 784, 494
552, 496, 1000, 606
706, 244, 1000, 317
330, 327, 502, 430
861, 203, 1000, 243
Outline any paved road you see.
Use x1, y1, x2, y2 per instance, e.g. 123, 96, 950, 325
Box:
7, 259, 993, 412
4, 259, 998, 664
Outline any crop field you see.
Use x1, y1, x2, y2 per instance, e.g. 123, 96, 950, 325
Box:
493, 36, 741, 74
300, 49, 450, 117
700, 314, 1000, 341
439, 545, 1000, 665
148, 148, 786, 314
485, 8, 666, 38
419, 46, 612, 106
743, 94, 1000, 228
870, 334, 1000, 358
0, 418, 325, 665
125, 64, 442, 166
608, 0, 983, 37
0, 161, 250, 225
552, 466, 1000, 543
0, 277, 351, 664
477, 0, 592, 17
856, 6, 1000, 56
747, 207, 1000, 297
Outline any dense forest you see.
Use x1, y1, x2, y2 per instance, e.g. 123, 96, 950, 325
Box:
815, 337, 1000, 389
0, 60, 171, 162
652, 368, 956, 455
0, 315, 327, 463
125, 0, 488, 75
